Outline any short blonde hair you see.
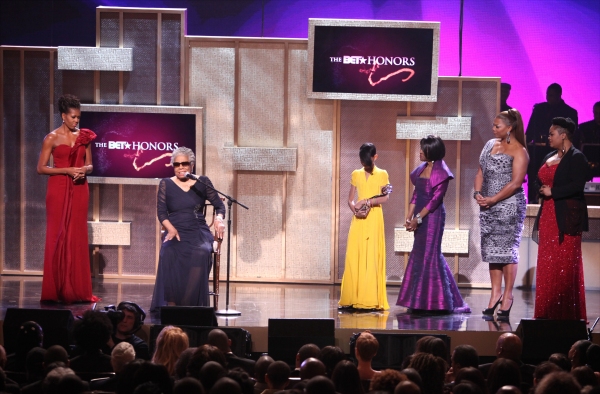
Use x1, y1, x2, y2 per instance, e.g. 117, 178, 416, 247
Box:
151, 326, 189, 376
111, 342, 135, 373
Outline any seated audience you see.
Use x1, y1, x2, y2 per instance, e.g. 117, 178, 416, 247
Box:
299, 357, 326, 381
534, 371, 580, 394
317, 345, 346, 378
226, 368, 254, 394
173, 377, 205, 394
586, 344, 600, 372
569, 340, 593, 369
415, 336, 449, 362
446, 345, 479, 384
495, 386, 521, 394
253, 355, 274, 394
91, 341, 135, 392
210, 376, 242, 394
207, 328, 255, 375
370, 369, 407, 392
70, 310, 113, 373
290, 343, 320, 377
129, 361, 173, 394
174, 347, 196, 380
331, 360, 364, 394
110, 302, 150, 360
263, 360, 290, 394
572, 365, 598, 389
355, 330, 381, 387
532, 361, 561, 391
400, 368, 423, 392
187, 344, 227, 380
199, 361, 227, 392
548, 353, 571, 371
408, 352, 446, 394
5, 321, 44, 373
151, 325, 189, 376
486, 358, 521, 394
394, 380, 421, 394
452, 381, 482, 394
479, 333, 534, 390
453, 367, 487, 394
305, 375, 336, 394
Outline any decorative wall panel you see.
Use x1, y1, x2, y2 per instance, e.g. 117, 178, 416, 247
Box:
396, 117, 471, 140
123, 13, 157, 105
394, 229, 469, 253
236, 173, 283, 279
223, 147, 297, 172
100, 12, 120, 48
57, 47, 133, 71
88, 222, 131, 245
160, 14, 181, 105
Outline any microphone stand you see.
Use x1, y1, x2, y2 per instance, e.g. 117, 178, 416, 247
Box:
187, 173, 248, 316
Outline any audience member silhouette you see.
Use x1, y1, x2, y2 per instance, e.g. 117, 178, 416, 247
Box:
548, 352, 571, 371
486, 358, 521, 394
575, 101, 600, 148
305, 375, 336, 394
317, 345, 346, 378
479, 333, 534, 390
198, 361, 226, 392
290, 343, 319, 377
369, 369, 407, 392
408, 352, 446, 394
207, 329, 255, 375
151, 326, 189, 376
299, 357, 326, 381
263, 360, 290, 393
331, 360, 364, 394
5, 321, 44, 373
174, 347, 196, 380
253, 355, 274, 394
501, 83, 513, 112
570, 340, 593, 369
70, 310, 113, 373
534, 371, 580, 394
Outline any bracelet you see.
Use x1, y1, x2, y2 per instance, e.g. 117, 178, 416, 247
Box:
415, 213, 422, 225
473, 191, 481, 199
215, 216, 224, 221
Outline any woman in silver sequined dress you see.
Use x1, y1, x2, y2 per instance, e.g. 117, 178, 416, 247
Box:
474, 109, 529, 319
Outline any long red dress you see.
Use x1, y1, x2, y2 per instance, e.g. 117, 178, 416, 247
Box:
534, 163, 586, 320
41, 128, 99, 303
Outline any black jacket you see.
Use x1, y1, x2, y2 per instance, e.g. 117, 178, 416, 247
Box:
533, 147, 589, 242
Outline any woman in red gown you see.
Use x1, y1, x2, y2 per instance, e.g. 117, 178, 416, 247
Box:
36, 94, 99, 303
533, 117, 589, 320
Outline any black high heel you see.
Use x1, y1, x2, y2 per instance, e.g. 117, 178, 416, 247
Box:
497, 299, 513, 319
482, 296, 502, 315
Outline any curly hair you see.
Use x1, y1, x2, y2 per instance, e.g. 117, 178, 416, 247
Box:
170, 146, 196, 165
369, 369, 407, 392
151, 326, 189, 376
73, 310, 113, 353
58, 94, 80, 114
187, 344, 227, 379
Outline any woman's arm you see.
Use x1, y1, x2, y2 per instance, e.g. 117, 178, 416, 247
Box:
477, 146, 529, 208
157, 179, 180, 242
36, 134, 78, 177
546, 152, 590, 200
348, 185, 359, 214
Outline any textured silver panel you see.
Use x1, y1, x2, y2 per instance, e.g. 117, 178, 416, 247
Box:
338, 100, 408, 281
236, 173, 283, 279
24, 51, 51, 271
2, 50, 22, 270
396, 117, 471, 140
55, 70, 95, 103
222, 147, 297, 171
307, 19, 439, 102
100, 12, 120, 48
189, 43, 236, 272
411, 79, 459, 116
88, 222, 131, 246
57, 47, 133, 71
121, 185, 158, 276
239, 43, 285, 147
160, 14, 181, 105
99, 71, 119, 104
97, 246, 119, 275
123, 13, 157, 105
394, 229, 469, 253
285, 44, 335, 281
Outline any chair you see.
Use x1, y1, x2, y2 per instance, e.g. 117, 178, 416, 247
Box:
203, 198, 225, 310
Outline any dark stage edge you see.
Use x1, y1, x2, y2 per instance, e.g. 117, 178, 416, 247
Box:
1, 276, 598, 356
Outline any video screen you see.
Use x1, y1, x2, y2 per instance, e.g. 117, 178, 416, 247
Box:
83, 111, 196, 179
308, 19, 439, 101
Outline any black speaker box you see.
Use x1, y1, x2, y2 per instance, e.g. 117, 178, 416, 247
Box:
516, 319, 588, 364
268, 318, 335, 366
149, 325, 252, 357
159, 306, 218, 327
349, 332, 450, 369
3, 308, 74, 353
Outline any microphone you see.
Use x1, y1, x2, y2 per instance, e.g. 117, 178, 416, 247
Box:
184, 172, 199, 180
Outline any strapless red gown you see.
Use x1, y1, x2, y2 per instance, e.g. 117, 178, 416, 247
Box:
41, 128, 100, 303
534, 163, 586, 320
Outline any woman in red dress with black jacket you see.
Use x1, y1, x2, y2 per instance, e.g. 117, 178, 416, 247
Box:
533, 117, 589, 320
37, 94, 99, 303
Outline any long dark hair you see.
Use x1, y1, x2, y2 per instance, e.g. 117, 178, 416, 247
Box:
359, 143, 377, 173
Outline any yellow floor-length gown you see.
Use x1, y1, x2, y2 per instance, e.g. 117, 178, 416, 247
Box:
339, 166, 390, 310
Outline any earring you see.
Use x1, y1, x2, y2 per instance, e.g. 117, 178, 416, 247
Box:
506, 131, 511, 144
561, 139, 565, 154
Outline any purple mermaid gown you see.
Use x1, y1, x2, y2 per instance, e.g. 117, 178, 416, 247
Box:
396, 160, 470, 312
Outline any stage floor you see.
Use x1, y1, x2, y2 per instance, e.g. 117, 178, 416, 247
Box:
1, 276, 598, 355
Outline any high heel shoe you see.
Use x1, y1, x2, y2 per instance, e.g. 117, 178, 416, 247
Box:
482, 296, 502, 315
497, 299, 513, 320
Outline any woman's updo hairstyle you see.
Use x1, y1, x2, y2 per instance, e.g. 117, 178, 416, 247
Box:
58, 94, 81, 114
551, 117, 576, 141
359, 143, 377, 173
497, 108, 526, 147
420, 135, 445, 161
170, 146, 196, 165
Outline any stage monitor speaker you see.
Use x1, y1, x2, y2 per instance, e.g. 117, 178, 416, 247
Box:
268, 318, 335, 366
349, 332, 450, 369
159, 306, 217, 327
3, 308, 74, 354
150, 325, 251, 357
516, 319, 587, 364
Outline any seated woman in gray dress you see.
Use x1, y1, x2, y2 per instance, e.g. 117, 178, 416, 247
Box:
151, 147, 225, 311
474, 109, 529, 319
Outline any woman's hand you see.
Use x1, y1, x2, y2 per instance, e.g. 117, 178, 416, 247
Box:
71, 167, 87, 181
164, 227, 180, 242
539, 185, 552, 197
215, 217, 225, 240
354, 199, 366, 212
476, 194, 496, 209
404, 218, 418, 232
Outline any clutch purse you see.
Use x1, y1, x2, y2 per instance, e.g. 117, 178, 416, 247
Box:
354, 184, 393, 219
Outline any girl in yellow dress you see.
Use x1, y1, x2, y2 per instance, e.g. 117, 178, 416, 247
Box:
339, 143, 390, 311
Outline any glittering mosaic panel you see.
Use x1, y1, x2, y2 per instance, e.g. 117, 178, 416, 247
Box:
57, 47, 133, 71
160, 14, 181, 106
396, 117, 471, 140
123, 13, 157, 105
223, 147, 297, 171
56, 70, 95, 104
100, 12, 119, 48
188, 43, 236, 274
458, 80, 499, 284
238, 43, 284, 147
88, 222, 131, 246
99, 71, 119, 104
411, 79, 459, 116
2, 50, 22, 271
443, 139, 459, 229
24, 51, 51, 272
285, 44, 335, 281
121, 185, 158, 275
338, 101, 408, 282
236, 173, 283, 279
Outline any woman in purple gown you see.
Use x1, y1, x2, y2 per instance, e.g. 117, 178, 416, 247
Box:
396, 136, 470, 313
